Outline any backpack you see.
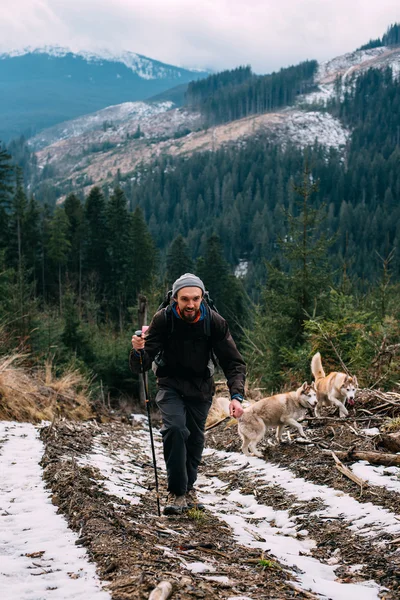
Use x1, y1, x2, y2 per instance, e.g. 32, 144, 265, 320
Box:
153, 290, 219, 375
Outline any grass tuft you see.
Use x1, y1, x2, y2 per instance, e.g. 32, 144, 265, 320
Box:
186, 508, 207, 522
382, 417, 400, 433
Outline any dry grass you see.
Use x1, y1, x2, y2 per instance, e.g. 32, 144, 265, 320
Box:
0, 353, 93, 423
382, 417, 400, 433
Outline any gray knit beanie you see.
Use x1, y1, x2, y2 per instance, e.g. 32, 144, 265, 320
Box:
172, 273, 205, 298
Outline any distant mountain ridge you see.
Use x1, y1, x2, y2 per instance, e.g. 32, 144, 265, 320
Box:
0, 46, 209, 141
26, 39, 400, 201
0, 46, 204, 80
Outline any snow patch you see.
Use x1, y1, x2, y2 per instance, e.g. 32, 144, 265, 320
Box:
361, 428, 380, 436
350, 461, 400, 493
203, 448, 400, 538
0, 422, 110, 599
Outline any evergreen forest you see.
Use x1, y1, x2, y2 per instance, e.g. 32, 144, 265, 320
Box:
1, 26, 400, 400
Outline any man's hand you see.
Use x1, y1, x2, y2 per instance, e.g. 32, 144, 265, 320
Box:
131, 334, 145, 352
230, 399, 244, 419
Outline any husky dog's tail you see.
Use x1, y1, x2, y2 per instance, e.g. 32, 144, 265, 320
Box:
311, 352, 325, 381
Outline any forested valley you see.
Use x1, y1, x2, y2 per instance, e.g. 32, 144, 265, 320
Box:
1, 29, 400, 398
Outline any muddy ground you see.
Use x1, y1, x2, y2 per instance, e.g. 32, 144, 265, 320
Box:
39, 390, 400, 599
40, 420, 303, 599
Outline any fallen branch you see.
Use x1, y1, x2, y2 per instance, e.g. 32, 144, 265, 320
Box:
286, 581, 319, 599
331, 451, 367, 490
307, 416, 385, 422
324, 449, 400, 467
205, 416, 231, 431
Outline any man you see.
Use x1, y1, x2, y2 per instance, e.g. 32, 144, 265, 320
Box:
130, 273, 245, 515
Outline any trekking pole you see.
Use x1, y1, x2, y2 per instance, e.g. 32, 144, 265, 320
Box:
135, 328, 161, 517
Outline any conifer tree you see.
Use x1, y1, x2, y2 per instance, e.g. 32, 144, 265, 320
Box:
166, 235, 193, 286
84, 186, 108, 292
130, 206, 158, 299
9, 171, 28, 322
106, 187, 132, 328
197, 234, 248, 340
24, 196, 41, 292
0, 147, 14, 250
47, 207, 71, 314
64, 192, 83, 305
244, 165, 334, 389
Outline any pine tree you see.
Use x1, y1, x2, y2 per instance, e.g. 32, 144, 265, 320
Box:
84, 186, 108, 292
24, 195, 41, 292
130, 206, 158, 299
64, 192, 83, 305
243, 164, 334, 389
0, 147, 14, 250
166, 235, 193, 286
106, 187, 132, 328
9, 171, 28, 323
196, 234, 248, 340
47, 207, 71, 314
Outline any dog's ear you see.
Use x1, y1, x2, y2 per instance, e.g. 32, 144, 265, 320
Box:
352, 375, 358, 387
300, 381, 308, 392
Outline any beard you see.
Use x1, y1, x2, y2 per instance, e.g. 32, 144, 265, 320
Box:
181, 308, 199, 322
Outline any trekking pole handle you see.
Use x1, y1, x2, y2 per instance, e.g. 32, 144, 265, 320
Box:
135, 326, 149, 337
135, 326, 149, 350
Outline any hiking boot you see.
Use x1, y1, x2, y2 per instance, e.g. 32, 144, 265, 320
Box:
186, 489, 205, 510
163, 494, 188, 516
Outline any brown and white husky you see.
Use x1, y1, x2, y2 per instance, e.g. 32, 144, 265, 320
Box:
237, 382, 317, 457
311, 352, 358, 418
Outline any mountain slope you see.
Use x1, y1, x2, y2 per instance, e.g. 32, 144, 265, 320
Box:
0, 46, 209, 141
27, 42, 400, 199
32, 108, 347, 195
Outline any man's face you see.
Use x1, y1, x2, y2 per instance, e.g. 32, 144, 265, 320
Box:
176, 287, 203, 322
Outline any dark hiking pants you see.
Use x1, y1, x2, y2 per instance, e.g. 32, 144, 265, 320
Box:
155, 384, 212, 496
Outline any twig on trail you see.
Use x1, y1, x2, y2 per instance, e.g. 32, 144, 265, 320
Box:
243, 527, 266, 542
331, 451, 367, 491
286, 581, 319, 599
194, 546, 232, 559
365, 388, 400, 402
205, 416, 231, 431
307, 416, 385, 422
346, 424, 361, 437
45, 412, 58, 439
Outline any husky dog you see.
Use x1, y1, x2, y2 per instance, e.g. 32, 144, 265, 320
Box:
237, 382, 317, 457
311, 352, 358, 418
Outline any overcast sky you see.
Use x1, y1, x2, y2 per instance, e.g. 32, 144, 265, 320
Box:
1, 1, 399, 73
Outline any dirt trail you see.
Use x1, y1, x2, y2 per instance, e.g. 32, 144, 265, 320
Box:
1, 410, 399, 599
35, 416, 400, 598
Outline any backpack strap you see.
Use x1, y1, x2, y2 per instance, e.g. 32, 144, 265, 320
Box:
163, 301, 212, 338
164, 304, 174, 336
157, 290, 173, 312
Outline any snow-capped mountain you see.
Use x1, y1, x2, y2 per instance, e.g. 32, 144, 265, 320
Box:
0, 45, 205, 81
0, 46, 209, 141
13, 38, 400, 202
